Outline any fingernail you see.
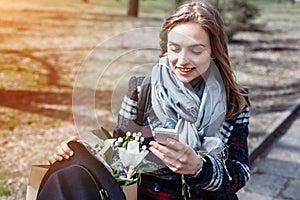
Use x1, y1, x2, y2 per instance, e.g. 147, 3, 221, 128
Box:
167, 138, 174, 144
65, 155, 69, 159
69, 151, 74, 156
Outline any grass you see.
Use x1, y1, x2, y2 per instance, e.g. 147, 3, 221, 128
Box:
139, 0, 176, 15
0, 180, 11, 196
0, 2, 173, 194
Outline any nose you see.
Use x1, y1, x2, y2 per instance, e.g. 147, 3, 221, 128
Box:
177, 51, 189, 66
177, 57, 188, 66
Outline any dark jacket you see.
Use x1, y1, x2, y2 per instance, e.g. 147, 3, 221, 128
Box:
113, 76, 250, 200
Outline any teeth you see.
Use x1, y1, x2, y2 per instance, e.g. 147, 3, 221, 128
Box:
179, 68, 193, 72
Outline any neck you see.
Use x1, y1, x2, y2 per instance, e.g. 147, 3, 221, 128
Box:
189, 76, 203, 88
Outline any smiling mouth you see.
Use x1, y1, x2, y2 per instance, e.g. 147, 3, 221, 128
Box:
176, 67, 195, 72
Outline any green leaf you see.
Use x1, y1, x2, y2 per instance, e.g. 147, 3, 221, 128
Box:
91, 127, 113, 140
99, 139, 116, 165
114, 176, 138, 186
101, 127, 113, 139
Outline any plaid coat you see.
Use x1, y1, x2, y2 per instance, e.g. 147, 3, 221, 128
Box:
113, 76, 250, 200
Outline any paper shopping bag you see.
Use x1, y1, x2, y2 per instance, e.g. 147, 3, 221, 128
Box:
122, 183, 137, 200
26, 164, 50, 200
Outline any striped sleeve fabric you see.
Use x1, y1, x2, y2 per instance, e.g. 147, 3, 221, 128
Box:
113, 76, 145, 137
185, 106, 250, 194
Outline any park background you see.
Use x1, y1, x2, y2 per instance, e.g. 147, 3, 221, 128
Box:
0, 0, 299, 199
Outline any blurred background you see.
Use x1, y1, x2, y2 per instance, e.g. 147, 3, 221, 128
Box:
0, 0, 299, 199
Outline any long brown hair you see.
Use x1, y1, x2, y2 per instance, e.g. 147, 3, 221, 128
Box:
159, 1, 248, 120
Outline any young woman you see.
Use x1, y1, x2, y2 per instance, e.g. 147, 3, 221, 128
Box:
54, 1, 250, 199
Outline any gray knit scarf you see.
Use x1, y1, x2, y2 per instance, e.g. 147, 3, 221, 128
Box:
148, 56, 227, 151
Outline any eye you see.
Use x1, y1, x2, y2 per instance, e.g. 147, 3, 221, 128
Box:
168, 44, 181, 53
190, 48, 203, 55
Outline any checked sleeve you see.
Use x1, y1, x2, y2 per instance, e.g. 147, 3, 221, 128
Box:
185, 106, 251, 194
113, 76, 148, 138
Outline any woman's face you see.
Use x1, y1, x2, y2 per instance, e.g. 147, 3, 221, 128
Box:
167, 23, 212, 87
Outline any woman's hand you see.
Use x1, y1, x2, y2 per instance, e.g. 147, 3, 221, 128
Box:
149, 138, 203, 176
53, 136, 80, 161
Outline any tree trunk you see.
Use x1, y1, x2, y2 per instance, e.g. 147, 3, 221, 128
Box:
127, 0, 139, 17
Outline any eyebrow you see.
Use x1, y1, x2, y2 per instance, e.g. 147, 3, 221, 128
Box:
168, 41, 206, 48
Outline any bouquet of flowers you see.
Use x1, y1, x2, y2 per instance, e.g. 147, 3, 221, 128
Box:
91, 127, 154, 186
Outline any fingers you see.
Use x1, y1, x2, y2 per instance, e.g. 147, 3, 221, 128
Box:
150, 144, 184, 172
53, 153, 63, 161
150, 138, 185, 156
150, 139, 185, 165
53, 136, 79, 161
150, 139, 201, 174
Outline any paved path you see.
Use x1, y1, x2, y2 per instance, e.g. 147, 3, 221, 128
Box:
237, 109, 300, 200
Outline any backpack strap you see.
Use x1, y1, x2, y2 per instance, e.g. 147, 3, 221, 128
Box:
72, 164, 109, 199
135, 75, 151, 126
114, 76, 152, 137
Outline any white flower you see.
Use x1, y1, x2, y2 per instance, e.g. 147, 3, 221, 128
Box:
141, 145, 147, 151
135, 136, 140, 141
117, 137, 123, 143
140, 137, 144, 142
126, 131, 131, 137
118, 140, 148, 168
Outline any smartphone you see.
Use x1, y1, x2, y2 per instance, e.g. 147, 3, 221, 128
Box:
154, 127, 178, 145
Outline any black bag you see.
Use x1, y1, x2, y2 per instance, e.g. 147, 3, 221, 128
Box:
37, 141, 126, 200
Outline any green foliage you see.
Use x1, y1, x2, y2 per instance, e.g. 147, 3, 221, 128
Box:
138, 0, 175, 16
91, 130, 152, 186
172, 0, 261, 40
255, 0, 300, 11
0, 180, 11, 196
210, 0, 261, 40
91, 127, 113, 140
